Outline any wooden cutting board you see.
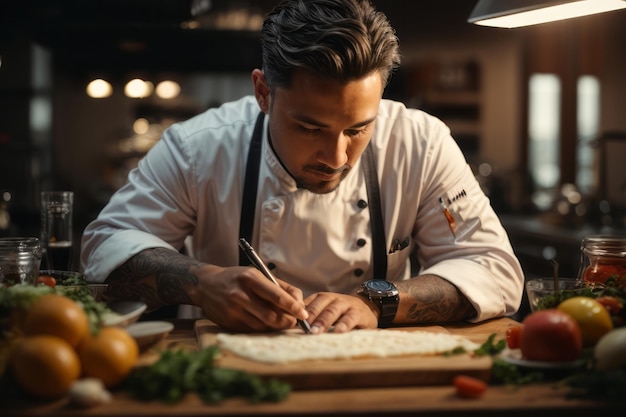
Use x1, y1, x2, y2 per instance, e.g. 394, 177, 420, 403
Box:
194, 319, 492, 390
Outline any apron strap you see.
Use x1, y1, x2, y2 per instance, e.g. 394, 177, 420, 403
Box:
362, 143, 388, 280
238, 112, 387, 280
238, 111, 266, 266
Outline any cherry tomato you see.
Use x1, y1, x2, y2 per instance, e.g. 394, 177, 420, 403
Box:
453, 375, 488, 398
519, 309, 582, 362
505, 325, 522, 349
35, 275, 57, 287
595, 296, 623, 315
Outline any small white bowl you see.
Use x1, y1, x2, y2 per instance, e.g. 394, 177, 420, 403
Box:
126, 321, 174, 352
102, 300, 147, 327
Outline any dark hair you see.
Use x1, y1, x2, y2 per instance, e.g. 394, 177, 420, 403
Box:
261, 0, 400, 89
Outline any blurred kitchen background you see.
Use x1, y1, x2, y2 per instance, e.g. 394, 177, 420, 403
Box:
1, 0, 625, 292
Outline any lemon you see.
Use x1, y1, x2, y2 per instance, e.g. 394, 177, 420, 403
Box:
558, 296, 613, 347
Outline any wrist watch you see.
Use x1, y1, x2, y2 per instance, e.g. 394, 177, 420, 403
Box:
357, 279, 399, 328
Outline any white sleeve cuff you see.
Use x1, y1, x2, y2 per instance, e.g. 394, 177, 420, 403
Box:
421, 259, 518, 322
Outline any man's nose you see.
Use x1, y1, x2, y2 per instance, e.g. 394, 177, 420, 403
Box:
317, 134, 349, 169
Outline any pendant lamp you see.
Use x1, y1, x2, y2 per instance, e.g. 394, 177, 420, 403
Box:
468, 0, 626, 28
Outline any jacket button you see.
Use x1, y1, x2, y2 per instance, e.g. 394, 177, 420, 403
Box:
354, 268, 364, 277
356, 238, 367, 247
267, 262, 276, 270
357, 199, 368, 209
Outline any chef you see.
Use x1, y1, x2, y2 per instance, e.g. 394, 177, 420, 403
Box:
80, 0, 524, 334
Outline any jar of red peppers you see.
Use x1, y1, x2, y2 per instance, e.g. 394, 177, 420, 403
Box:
578, 235, 626, 288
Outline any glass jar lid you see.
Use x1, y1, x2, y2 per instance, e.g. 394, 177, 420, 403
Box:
580, 235, 626, 257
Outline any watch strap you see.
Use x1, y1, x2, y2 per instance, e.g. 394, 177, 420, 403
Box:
377, 293, 399, 328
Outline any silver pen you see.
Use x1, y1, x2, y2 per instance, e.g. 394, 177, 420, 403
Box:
238, 238, 312, 334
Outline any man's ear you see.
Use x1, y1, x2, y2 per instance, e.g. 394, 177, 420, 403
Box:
251, 69, 271, 113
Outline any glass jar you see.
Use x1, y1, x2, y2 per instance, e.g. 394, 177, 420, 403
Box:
578, 235, 626, 285
0, 237, 42, 286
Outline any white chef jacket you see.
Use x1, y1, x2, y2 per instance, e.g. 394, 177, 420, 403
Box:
80, 96, 524, 322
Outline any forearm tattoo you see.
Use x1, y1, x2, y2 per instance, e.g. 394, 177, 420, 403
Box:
400, 275, 476, 323
106, 247, 203, 311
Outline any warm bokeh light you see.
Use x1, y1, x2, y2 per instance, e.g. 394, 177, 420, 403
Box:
181, 20, 200, 29
133, 118, 150, 135
155, 80, 181, 99
86, 79, 113, 98
124, 78, 153, 98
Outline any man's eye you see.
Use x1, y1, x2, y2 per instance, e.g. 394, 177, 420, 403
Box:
346, 129, 366, 137
299, 126, 321, 135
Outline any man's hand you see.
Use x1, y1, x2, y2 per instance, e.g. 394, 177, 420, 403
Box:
303, 292, 379, 334
106, 248, 309, 333
193, 264, 309, 332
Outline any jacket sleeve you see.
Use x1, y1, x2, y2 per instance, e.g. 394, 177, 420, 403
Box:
80, 124, 197, 283
411, 116, 524, 321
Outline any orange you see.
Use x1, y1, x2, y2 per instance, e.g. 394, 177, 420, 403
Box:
23, 294, 89, 348
78, 326, 139, 388
10, 335, 81, 399
558, 296, 614, 347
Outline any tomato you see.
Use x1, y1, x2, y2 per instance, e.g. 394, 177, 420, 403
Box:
595, 296, 623, 315
453, 375, 488, 398
10, 335, 81, 399
78, 326, 139, 388
505, 325, 522, 349
35, 275, 57, 287
557, 296, 613, 347
519, 309, 582, 362
23, 294, 90, 348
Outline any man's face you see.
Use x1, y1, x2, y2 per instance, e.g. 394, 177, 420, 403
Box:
266, 69, 383, 194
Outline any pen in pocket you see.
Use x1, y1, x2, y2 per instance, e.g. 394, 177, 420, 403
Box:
438, 197, 457, 235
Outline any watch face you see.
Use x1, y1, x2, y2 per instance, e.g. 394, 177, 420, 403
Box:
365, 279, 397, 295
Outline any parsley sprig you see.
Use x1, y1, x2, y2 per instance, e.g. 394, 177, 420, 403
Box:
562, 366, 626, 402
473, 333, 544, 386
122, 347, 291, 404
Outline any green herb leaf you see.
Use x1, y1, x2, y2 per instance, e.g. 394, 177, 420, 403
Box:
122, 347, 291, 404
490, 358, 543, 386
474, 333, 506, 357
563, 365, 626, 402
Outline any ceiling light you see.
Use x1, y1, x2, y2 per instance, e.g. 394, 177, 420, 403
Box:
155, 80, 181, 99
86, 79, 113, 98
468, 0, 626, 28
124, 78, 153, 98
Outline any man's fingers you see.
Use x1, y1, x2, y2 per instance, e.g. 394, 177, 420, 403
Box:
239, 269, 309, 322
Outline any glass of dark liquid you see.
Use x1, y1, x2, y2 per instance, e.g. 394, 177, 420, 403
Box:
40, 191, 74, 271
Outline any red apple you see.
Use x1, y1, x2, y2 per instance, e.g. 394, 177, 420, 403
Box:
519, 309, 582, 362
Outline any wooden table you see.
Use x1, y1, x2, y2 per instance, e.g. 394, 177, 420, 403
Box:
4, 318, 623, 416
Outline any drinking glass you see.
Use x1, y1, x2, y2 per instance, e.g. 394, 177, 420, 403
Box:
40, 191, 74, 271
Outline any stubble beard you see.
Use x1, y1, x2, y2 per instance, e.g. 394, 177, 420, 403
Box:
295, 166, 350, 194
